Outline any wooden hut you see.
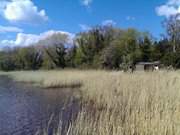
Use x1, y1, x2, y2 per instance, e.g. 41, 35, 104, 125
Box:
135, 61, 160, 71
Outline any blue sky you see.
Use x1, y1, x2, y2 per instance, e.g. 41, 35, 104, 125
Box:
0, 0, 180, 47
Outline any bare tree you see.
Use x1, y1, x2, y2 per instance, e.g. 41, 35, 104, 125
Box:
164, 14, 180, 53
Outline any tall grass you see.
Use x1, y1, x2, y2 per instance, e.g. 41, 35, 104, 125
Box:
3, 70, 180, 135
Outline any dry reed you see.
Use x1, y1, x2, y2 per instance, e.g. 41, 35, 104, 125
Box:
2, 70, 180, 135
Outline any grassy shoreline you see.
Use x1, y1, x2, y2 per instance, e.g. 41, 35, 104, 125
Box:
1, 70, 180, 135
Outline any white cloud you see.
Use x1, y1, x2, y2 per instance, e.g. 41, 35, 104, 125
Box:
0, 0, 48, 23
168, 0, 180, 5
156, 0, 180, 17
102, 20, 116, 26
81, 0, 92, 7
0, 30, 74, 47
0, 25, 23, 33
0, 1, 7, 13
79, 24, 91, 31
79, 20, 116, 31
126, 16, 136, 21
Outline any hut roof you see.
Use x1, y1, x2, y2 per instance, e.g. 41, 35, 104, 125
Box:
137, 61, 160, 65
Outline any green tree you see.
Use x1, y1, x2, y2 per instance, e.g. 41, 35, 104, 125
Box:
100, 45, 122, 69
140, 36, 153, 62
12, 47, 43, 70
111, 28, 142, 69
75, 26, 117, 67
45, 44, 66, 68
65, 45, 77, 68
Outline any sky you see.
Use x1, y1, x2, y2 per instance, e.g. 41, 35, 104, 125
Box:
0, 0, 180, 47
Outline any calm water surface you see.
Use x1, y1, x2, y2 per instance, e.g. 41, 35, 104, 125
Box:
0, 76, 80, 135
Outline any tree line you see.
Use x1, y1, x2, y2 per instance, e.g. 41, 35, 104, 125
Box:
0, 14, 180, 71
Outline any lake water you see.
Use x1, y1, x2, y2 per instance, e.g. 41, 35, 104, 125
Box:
0, 76, 80, 135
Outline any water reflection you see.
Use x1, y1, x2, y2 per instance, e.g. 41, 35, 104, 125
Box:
0, 76, 80, 135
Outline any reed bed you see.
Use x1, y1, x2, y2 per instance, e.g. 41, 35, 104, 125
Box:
3, 70, 180, 135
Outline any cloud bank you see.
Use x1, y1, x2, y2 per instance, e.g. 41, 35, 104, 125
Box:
0, 30, 74, 48
0, 25, 23, 33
